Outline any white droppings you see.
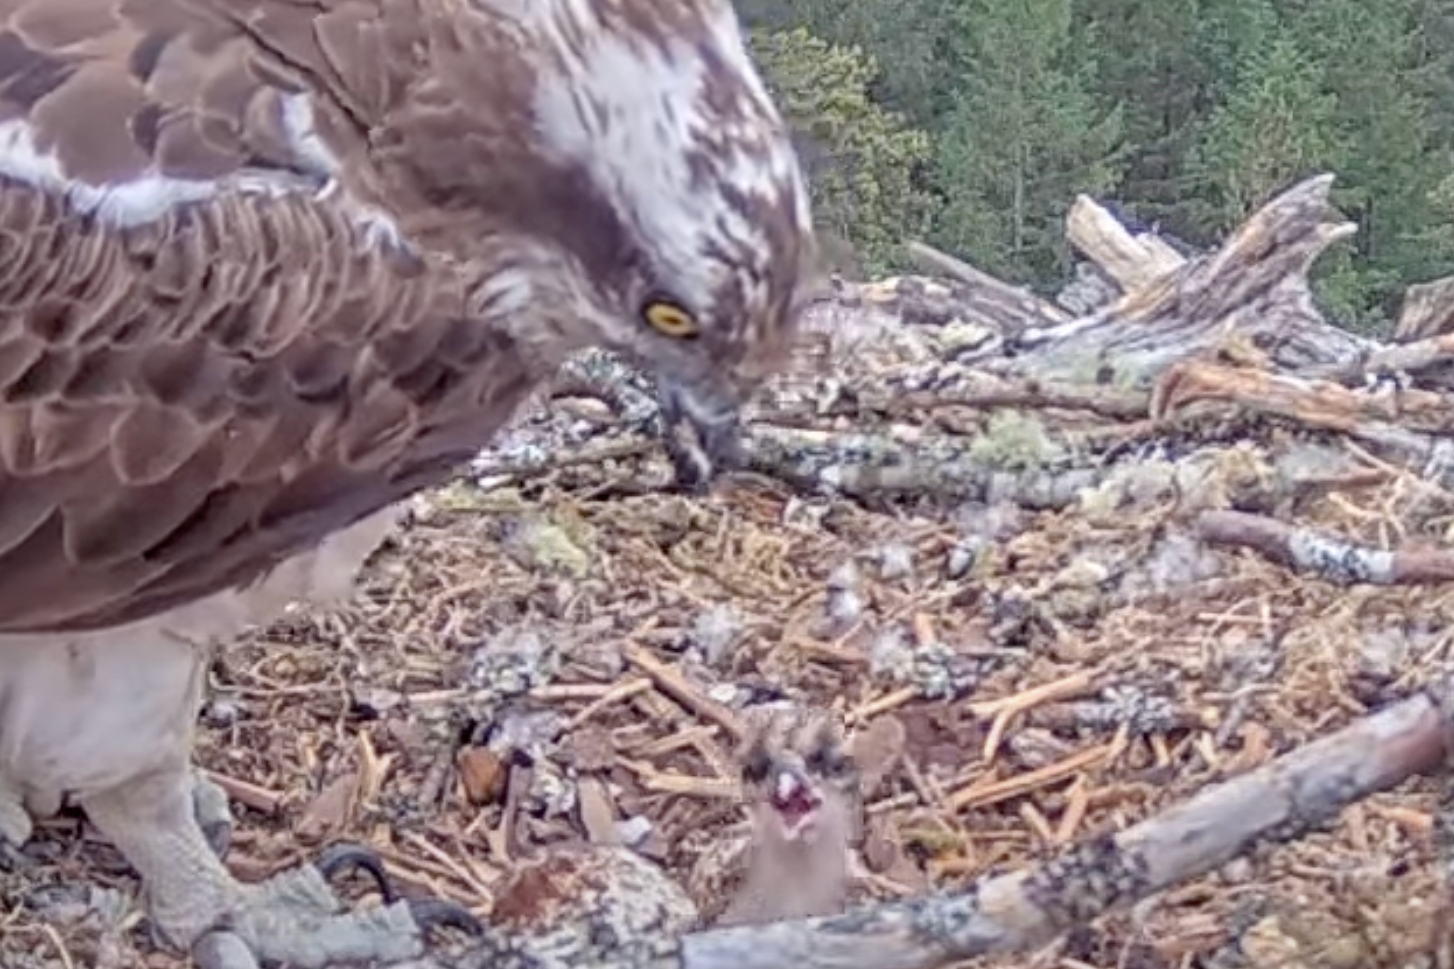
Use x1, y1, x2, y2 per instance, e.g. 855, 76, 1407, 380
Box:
615, 814, 654, 847
689, 603, 743, 668
874, 543, 915, 582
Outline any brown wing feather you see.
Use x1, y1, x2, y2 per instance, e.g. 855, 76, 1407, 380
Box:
0, 0, 537, 634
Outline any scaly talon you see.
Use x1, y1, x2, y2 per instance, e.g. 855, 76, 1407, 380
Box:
80, 768, 480, 968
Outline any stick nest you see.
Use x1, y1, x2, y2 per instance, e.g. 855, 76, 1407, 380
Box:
6, 174, 1454, 969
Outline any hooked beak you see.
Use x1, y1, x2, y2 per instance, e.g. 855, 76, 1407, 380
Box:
655, 372, 745, 491
767, 765, 824, 841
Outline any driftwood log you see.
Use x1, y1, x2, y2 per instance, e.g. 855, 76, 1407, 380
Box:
355, 681, 1454, 969
389, 172, 1454, 969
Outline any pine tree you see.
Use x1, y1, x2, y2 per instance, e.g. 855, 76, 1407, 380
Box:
1072, 0, 1210, 231
749, 28, 936, 275
928, 0, 1123, 285
1185, 34, 1339, 228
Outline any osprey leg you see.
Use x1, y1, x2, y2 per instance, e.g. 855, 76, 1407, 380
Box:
81, 767, 481, 968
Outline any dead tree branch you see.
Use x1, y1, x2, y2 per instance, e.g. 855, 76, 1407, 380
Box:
1196, 509, 1454, 585
401, 687, 1451, 969
1064, 193, 1186, 290
1398, 275, 1454, 343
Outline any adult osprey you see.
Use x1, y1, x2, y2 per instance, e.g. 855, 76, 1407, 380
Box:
0, 0, 815, 965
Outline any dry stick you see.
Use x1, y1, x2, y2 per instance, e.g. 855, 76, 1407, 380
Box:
1197, 509, 1454, 586
411, 690, 1450, 969
661, 691, 1448, 969
203, 769, 285, 817
621, 642, 743, 742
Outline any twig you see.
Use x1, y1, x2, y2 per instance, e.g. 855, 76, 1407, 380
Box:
1197, 509, 1454, 586
946, 734, 1124, 812
203, 769, 285, 817
409, 687, 1451, 969
621, 642, 743, 742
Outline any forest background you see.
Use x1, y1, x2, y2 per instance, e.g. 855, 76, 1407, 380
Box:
740, 0, 1454, 335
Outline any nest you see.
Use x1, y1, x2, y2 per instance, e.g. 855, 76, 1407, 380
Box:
6, 173, 1454, 969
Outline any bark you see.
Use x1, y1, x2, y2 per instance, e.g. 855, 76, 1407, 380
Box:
434, 172, 1454, 969
401, 686, 1454, 969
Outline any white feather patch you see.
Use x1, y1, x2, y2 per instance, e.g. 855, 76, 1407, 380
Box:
0, 96, 412, 257
529, 1, 806, 305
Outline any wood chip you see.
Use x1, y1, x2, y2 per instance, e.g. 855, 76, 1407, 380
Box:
457, 747, 509, 805
577, 777, 620, 844
295, 770, 360, 842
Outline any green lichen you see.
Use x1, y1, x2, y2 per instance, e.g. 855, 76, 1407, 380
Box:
967, 410, 1062, 471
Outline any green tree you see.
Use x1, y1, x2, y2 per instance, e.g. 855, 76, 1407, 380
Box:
1184, 35, 1339, 227
1072, 0, 1213, 232
736, 0, 955, 129
1406, 0, 1454, 147
1191, 0, 1279, 104
928, 0, 1124, 284
749, 28, 936, 275
1288, 0, 1447, 291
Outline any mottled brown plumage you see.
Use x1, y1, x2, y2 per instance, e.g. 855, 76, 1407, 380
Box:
0, 189, 533, 632
0, 0, 813, 964
0, 0, 811, 634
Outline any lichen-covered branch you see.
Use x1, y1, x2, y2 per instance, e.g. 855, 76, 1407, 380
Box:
1196, 509, 1454, 586
739, 425, 1100, 506
394, 689, 1449, 969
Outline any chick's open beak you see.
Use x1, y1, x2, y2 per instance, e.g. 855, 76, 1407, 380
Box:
768, 766, 823, 840
655, 372, 745, 491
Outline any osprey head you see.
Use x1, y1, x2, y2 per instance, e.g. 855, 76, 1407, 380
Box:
429, 0, 816, 486
738, 706, 859, 846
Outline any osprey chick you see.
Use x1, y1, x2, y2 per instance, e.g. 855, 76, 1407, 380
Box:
0, 0, 814, 965
715, 706, 860, 927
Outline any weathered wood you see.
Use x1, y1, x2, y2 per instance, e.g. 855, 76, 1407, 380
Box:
1064, 193, 1185, 291
397, 688, 1452, 969
1397, 275, 1454, 342
1150, 359, 1443, 464
978, 175, 1373, 384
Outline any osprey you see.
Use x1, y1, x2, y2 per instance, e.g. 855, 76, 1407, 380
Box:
0, 0, 814, 965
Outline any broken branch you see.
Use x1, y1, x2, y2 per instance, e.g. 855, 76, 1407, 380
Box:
1196, 509, 1454, 586
408, 687, 1451, 969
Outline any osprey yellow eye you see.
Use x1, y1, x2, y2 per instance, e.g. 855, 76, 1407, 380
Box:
643, 300, 700, 339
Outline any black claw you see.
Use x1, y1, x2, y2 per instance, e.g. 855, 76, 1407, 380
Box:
313, 843, 397, 903
407, 898, 486, 938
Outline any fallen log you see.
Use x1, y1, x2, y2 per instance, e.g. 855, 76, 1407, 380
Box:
378, 683, 1454, 969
